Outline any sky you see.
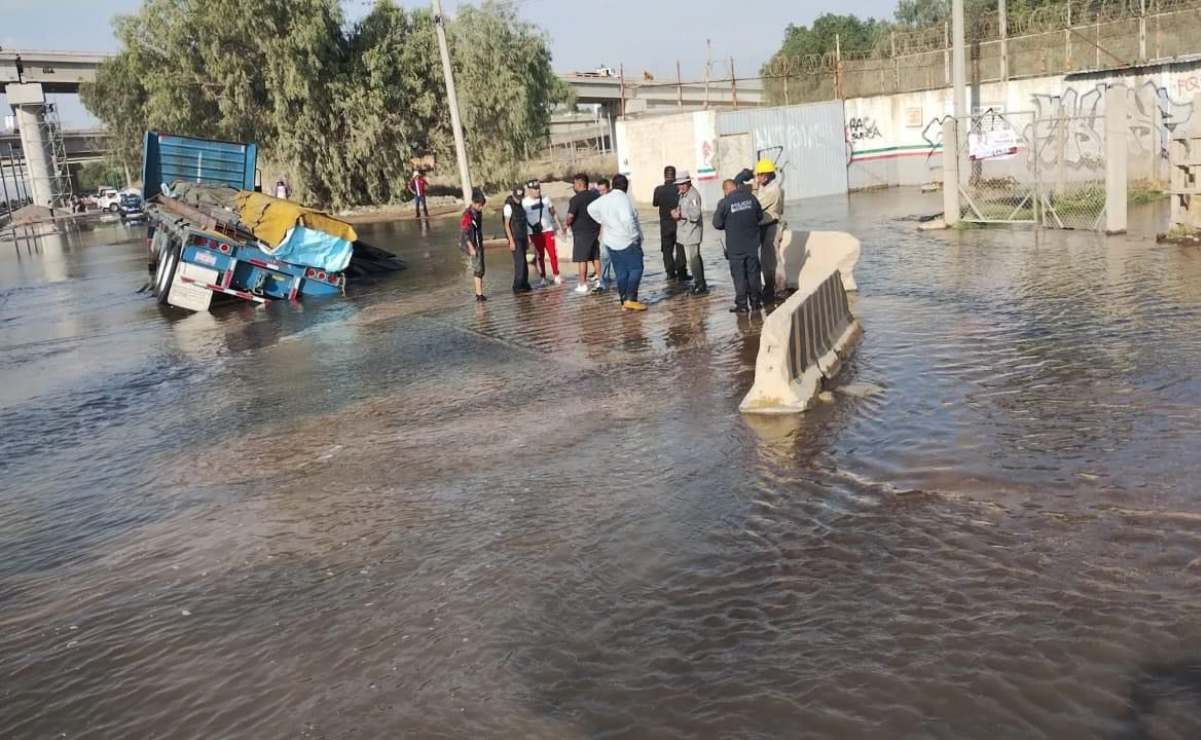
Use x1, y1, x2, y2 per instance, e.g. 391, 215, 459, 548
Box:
1, 0, 899, 126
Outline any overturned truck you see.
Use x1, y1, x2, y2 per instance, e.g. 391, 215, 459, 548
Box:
143, 132, 402, 312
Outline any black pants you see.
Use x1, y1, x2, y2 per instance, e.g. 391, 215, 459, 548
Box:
512, 238, 530, 291
759, 222, 779, 300
727, 252, 762, 310
660, 226, 686, 278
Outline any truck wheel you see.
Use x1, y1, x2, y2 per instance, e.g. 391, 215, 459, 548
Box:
108, 203, 119, 213
155, 238, 181, 305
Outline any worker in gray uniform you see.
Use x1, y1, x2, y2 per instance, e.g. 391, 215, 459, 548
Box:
671, 170, 707, 295
713, 178, 763, 313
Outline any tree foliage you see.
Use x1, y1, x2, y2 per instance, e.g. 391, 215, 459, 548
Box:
81, 0, 568, 208
894, 0, 1063, 29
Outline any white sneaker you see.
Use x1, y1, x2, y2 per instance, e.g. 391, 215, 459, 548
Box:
553, 275, 564, 285
574, 283, 589, 294
537, 278, 548, 288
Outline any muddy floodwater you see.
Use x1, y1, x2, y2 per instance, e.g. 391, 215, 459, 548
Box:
3, 190, 1201, 739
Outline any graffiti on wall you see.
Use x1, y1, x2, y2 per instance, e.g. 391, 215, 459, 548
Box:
1028, 80, 1193, 169
847, 116, 882, 141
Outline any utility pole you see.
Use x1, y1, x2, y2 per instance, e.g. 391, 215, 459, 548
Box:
431, 0, 472, 205
952, 0, 967, 120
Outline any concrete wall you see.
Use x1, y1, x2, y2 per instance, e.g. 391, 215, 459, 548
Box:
844, 59, 1201, 191
615, 111, 703, 204
617, 101, 850, 205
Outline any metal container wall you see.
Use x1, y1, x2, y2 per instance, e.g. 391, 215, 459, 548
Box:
718, 101, 849, 201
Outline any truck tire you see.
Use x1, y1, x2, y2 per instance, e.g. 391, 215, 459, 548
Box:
148, 229, 167, 277
108, 203, 119, 213
155, 238, 181, 305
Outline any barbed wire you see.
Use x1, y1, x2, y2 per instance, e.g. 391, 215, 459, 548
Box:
762, 0, 1201, 76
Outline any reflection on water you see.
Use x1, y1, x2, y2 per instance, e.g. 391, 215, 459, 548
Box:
3, 192, 1201, 738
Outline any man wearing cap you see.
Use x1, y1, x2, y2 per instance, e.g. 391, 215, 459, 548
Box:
408, 170, 430, 219
752, 159, 785, 303
587, 174, 647, 311
503, 184, 532, 293
671, 170, 707, 296
652, 165, 689, 282
522, 180, 565, 287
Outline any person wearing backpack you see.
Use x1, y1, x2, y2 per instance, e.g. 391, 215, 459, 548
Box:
503, 184, 532, 293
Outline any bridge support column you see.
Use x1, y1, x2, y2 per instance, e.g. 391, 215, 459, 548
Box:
7, 83, 55, 207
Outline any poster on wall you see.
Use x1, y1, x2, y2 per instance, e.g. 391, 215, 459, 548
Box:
692, 111, 718, 180
969, 125, 1021, 161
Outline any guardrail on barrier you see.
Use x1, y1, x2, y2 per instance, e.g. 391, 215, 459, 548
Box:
740, 267, 863, 415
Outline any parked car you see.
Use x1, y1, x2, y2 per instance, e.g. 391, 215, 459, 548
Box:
118, 193, 146, 224
96, 188, 121, 212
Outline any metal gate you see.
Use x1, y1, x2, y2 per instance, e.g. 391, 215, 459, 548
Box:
956, 110, 1040, 226
1033, 110, 1108, 231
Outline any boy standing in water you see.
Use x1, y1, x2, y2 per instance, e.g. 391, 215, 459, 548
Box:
460, 190, 488, 302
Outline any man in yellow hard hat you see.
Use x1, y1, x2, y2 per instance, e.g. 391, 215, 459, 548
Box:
751, 158, 785, 303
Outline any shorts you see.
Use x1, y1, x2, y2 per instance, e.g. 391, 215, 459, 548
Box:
469, 248, 485, 278
572, 232, 600, 263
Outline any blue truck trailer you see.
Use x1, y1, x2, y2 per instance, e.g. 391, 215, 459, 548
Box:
144, 132, 347, 312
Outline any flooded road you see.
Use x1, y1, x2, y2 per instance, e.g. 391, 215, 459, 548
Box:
3, 192, 1201, 739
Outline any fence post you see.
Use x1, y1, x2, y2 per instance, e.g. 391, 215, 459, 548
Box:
835, 34, 844, 99
619, 64, 626, 117
999, 0, 1009, 85
730, 57, 739, 110
944, 23, 951, 85
1105, 85, 1129, 234
677, 60, 683, 108
1065, 4, 1073, 70
943, 117, 961, 226
1139, 0, 1148, 62
891, 32, 900, 91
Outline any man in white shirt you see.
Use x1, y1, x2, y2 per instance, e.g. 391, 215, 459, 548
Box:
521, 180, 564, 287
587, 174, 647, 311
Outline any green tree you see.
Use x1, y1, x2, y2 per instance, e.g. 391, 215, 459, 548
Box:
760, 13, 888, 104
76, 161, 126, 193
894, 0, 1063, 29
81, 0, 567, 208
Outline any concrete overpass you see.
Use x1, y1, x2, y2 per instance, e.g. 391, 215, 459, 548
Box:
0, 128, 110, 165
0, 50, 109, 94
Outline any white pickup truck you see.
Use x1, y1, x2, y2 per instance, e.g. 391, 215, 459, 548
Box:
95, 188, 121, 212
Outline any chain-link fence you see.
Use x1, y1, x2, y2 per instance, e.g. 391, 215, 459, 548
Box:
957, 111, 1041, 225
1033, 111, 1108, 229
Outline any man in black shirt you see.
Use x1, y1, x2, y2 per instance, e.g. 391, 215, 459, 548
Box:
652, 165, 688, 281
713, 179, 764, 313
566, 173, 602, 294
503, 184, 532, 293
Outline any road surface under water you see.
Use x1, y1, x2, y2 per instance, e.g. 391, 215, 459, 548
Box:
3, 192, 1201, 739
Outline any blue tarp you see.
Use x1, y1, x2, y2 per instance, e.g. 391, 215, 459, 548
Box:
269, 226, 355, 273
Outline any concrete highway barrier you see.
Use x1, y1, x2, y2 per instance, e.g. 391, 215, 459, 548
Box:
740, 231, 863, 415
775, 228, 860, 292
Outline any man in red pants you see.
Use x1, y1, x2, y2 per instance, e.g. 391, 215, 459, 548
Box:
521, 180, 565, 287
